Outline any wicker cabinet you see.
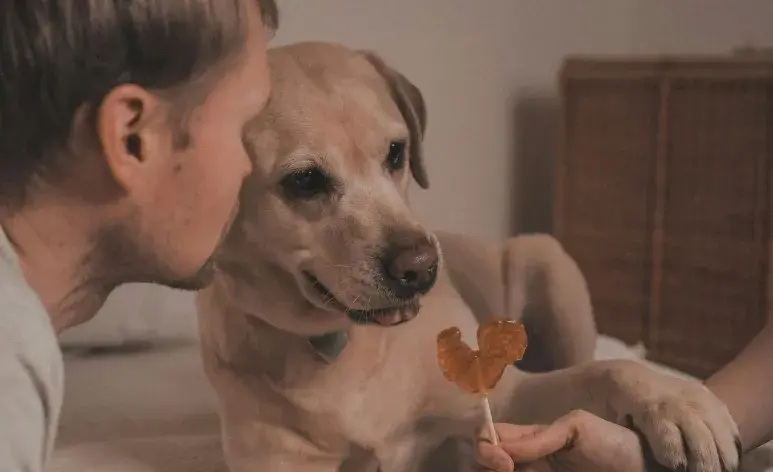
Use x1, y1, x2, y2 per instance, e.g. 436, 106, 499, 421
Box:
554, 57, 773, 378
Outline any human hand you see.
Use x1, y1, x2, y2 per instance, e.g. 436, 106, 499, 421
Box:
475, 410, 649, 472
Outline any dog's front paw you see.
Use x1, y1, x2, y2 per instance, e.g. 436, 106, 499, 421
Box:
603, 362, 740, 472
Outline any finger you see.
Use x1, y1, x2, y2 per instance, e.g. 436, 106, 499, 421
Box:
495, 423, 546, 441
498, 419, 577, 463
477, 423, 546, 444
475, 441, 515, 472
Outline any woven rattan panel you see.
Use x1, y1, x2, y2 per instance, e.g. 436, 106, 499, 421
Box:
653, 81, 769, 375
557, 79, 659, 344
555, 58, 773, 378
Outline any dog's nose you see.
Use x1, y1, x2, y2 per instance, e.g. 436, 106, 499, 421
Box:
381, 232, 439, 299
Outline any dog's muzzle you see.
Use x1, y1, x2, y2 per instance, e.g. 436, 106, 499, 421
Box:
303, 272, 420, 326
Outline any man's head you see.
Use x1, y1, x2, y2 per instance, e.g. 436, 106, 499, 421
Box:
0, 0, 277, 291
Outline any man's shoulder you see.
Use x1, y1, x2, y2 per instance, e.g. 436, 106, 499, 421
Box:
0, 228, 63, 390
0, 245, 63, 392
0, 261, 41, 304
0, 250, 54, 341
0, 236, 64, 471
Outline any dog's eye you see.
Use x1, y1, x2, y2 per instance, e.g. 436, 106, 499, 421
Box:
281, 167, 331, 199
385, 141, 406, 172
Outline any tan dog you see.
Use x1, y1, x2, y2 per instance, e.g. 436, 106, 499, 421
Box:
196, 42, 740, 472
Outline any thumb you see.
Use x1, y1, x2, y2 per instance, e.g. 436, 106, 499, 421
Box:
499, 419, 577, 463
475, 440, 515, 472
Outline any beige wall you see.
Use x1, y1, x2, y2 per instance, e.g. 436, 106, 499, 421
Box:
61, 1, 773, 343
274, 0, 773, 242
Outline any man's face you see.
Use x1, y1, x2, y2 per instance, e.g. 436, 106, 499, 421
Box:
94, 1, 271, 290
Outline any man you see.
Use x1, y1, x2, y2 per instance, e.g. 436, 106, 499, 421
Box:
0, 1, 277, 470
477, 322, 773, 471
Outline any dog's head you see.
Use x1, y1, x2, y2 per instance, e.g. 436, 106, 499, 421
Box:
220, 42, 439, 335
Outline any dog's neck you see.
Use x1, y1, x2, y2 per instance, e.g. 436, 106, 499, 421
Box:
205, 268, 353, 366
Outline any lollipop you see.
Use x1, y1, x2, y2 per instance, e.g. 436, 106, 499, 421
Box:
437, 318, 528, 445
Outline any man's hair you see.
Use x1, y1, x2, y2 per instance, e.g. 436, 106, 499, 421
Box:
0, 0, 279, 205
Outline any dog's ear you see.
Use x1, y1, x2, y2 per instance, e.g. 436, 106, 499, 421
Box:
360, 51, 429, 189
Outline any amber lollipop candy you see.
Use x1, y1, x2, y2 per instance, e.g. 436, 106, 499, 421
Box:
437, 318, 528, 445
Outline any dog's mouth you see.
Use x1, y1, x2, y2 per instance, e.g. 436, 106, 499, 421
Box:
302, 272, 420, 327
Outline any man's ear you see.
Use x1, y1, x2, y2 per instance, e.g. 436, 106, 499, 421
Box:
95, 84, 167, 192
360, 51, 429, 189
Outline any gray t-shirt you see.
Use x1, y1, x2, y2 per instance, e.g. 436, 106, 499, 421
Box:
0, 227, 63, 471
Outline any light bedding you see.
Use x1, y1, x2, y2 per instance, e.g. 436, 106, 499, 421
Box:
51, 341, 222, 472
56, 285, 198, 348
49, 335, 773, 472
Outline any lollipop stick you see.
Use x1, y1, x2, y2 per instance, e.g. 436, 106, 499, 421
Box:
482, 395, 498, 446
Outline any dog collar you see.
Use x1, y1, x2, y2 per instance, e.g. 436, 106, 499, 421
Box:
308, 330, 349, 363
